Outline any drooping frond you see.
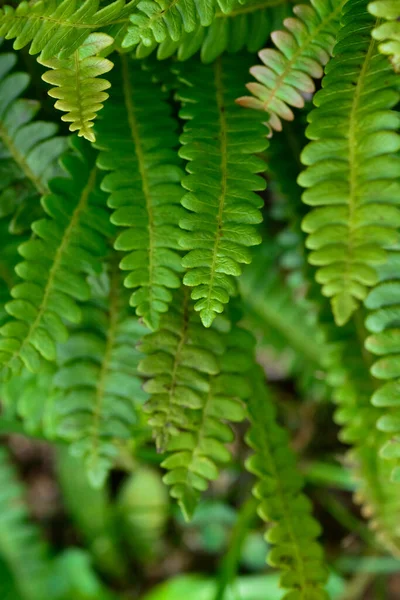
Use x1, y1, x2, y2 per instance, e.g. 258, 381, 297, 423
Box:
237, 0, 344, 133
161, 325, 253, 519
0, 137, 114, 379
0, 50, 67, 232
0, 447, 50, 600
133, 0, 294, 61
176, 54, 268, 327
298, 0, 400, 326
95, 54, 184, 330
368, 0, 400, 71
246, 368, 329, 599
121, 0, 250, 50
365, 247, 400, 482
0, 0, 125, 60
53, 259, 148, 487
139, 288, 224, 452
39, 33, 114, 142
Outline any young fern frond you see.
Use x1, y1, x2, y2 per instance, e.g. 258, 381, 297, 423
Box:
95, 55, 184, 330
364, 248, 400, 482
176, 55, 268, 327
134, 0, 293, 61
246, 368, 329, 599
0, 447, 50, 600
368, 0, 400, 71
39, 33, 114, 143
161, 325, 253, 519
138, 288, 226, 452
237, 0, 343, 133
122, 0, 246, 50
298, 0, 400, 326
0, 138, 114, 379
53, 259, 148, 487
0, 0, 125, 60
0, 50, 67, 232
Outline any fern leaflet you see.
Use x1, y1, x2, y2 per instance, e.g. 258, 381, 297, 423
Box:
237, 0, 344, 133
0, 137, 114, 379
95, 54, 184, 330
298, 0, 400, 326
176, 54, 268, 327
39, 33, 114, 142
368, 0, 400, 71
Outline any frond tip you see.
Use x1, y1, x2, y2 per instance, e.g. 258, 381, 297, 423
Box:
39, 33, 114, 142
237, 0, 343, 133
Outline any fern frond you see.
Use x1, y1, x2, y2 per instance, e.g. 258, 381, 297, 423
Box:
0, 447, 50, 600
134, 0, 294, 61
39, 33, 114, 142
138, 287, 227, 452
95, 54, 184, 330
53, 258, 148, 487
237, 0, 343, 133
0, 137, 114, 379
369, 0, 400, 71
0, 0, 125, 60
176, 54, 268, 327
298, 0, 400, 326
0, 50, 67, 231
121, 0, 252, 50
161, 325, 253, 519
246, 367, 329, 599
364, 247, 400, 482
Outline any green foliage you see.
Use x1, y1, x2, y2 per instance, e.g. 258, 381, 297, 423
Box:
246, 368, 329, 599
298, 0, 400, 326
369, 0, 400, 71
39, 33, 114, 142
238, 0, 344, 133
0, 137, 113, 378
176, 54, 268, 327
95, 55, 184, 330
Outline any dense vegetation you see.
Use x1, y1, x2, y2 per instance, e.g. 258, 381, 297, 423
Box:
0, 0, 399, 598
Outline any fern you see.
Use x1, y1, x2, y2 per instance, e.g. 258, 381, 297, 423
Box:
161, 324, 253, 519
176, 54, 268, 327
53, 259, 148, 487
0, 137, 113, 378
298, 0, 400, 326
95, 54, 184, 330
133, 0, 294, 61
0, 447, 50, 600
0, 0, 126, 60
39, 33, 114, 142
0, 49, 67, 232
368, 0, 400, 71
237, 0, 344, 133
246, 367, 329, 599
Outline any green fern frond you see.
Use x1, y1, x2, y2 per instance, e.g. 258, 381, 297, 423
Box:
0, 137, 114, 379
0, 50, 67, 231
0, 447, 50, 600
364, 247, 400, 482
39, 33, 114, 142
246, 368, 329, 599
237, 0, 343, 133
138, 288, 227, 452
161, 325, 253, 520
176, 54, 268, 327
53, 258, 148, 487
0, 0, 125, 60
298, 0, 400, 326
133, 0, 294, 61
369, 0, 400, 71
95, 55, 184, 330
121, 0, 251, 50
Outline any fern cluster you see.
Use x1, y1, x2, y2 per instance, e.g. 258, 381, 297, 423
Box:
0, 0, 400, 596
